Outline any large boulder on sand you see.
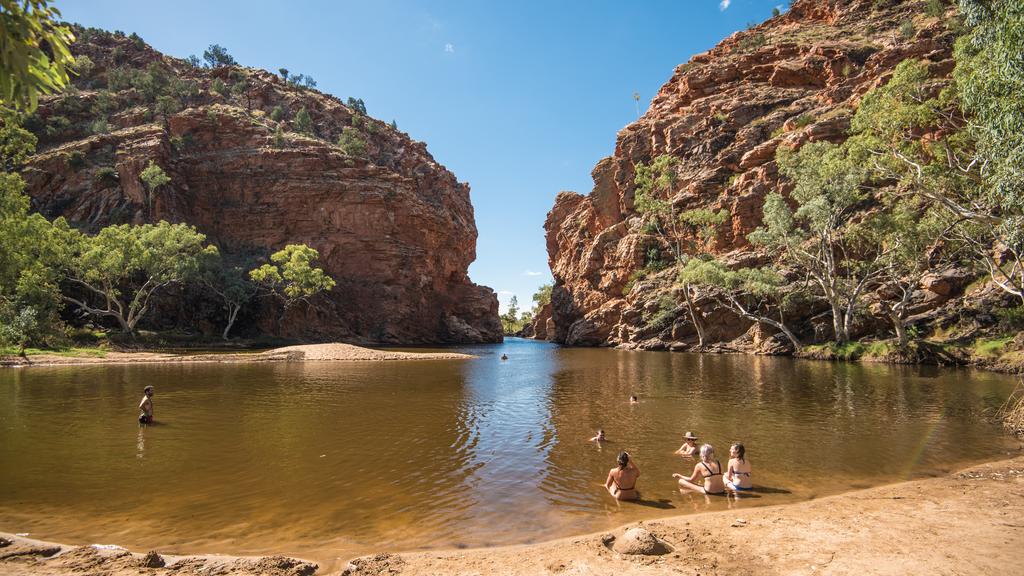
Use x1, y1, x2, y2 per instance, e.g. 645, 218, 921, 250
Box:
612, 527, 672, 556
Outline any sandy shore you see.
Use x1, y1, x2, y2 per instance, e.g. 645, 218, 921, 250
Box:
2, 454, 1022, 575
0, 342, 474, 368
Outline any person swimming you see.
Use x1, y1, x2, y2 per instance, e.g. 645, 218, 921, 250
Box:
605, 451, 640, 501
500, 354, 508, 360
589, 429, 606, 442
138, 386, 154, 424
629, 395, 639, 404
673, 431, 699, 457
725, 442, 753, 492
674, 443, 726, 495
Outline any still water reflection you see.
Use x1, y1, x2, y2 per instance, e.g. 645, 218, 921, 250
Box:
0, 339, 1017, 565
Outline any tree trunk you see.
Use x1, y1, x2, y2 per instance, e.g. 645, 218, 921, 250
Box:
893, 317, 907, 349
727, 297, 802, 352
222, 304, 240, 340
830, 297, 847, 344
682, 284, 706, 348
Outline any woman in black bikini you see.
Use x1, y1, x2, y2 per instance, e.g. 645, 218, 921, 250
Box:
605, 451, 640, 500
673, 444, 726, 495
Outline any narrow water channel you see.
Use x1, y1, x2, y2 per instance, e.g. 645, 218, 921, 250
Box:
0, 339, 1017, 567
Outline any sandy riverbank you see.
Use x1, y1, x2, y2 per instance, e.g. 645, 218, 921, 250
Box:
2, 454, 1022, 575
0, 343, 474, 368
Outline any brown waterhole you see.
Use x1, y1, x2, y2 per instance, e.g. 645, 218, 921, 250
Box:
0, 338, 1017, 570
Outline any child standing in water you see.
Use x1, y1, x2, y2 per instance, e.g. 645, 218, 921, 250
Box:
589, 429, 606, 442
138, 386, 154, 424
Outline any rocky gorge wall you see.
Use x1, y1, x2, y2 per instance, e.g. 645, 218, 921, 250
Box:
21, 28, 501, 344
542, 0, 1007, 352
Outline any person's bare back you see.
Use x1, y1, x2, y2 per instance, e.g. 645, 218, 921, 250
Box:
138, 386, 154, 424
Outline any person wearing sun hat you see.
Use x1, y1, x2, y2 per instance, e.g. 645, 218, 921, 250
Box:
674, 431, 699, 457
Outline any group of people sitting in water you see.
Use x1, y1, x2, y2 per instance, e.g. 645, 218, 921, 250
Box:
593, 397, 753, 501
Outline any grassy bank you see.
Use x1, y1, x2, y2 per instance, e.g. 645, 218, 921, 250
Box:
798, 333, 1024, 373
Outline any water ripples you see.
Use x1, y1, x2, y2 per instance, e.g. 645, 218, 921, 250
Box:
0, 341, 1018, 559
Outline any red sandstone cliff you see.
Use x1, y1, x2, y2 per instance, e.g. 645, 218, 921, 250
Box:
22, 28, 501, 344
544, 0, 984, 350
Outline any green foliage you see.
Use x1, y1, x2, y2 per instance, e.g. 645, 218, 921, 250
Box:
792, 113, 816, 129
772, 7, 781, 17
278, 68, 289, 81
899, 19, 916, 39
200, 252, 257, 339
64, 149, 85, 169
272, 125, 286, 147
0, 0, 76, 111
390, 119, 398, 131
954, 0, 1024, 215
128, 32, 145, 49
737, 32, 767, 51
211, 78, 227, 96
643, 294, 678, 332
94, 166, 118, 184
347, 97, 367, 115
287, 73, 316, 89
634, 154, 678, 222
58, 220, 218, 333
678, 208, 728, 245
713, 111, 728, 122
293, 106, 312, 134
91, 89, 117, 115
644, 246, 667, 271
89, 117, 110, 135
139, 160, 170, 192
0, 111, 65, 345
501, 295, 522, 333
336, 126, 367, 157
71, 54, 94, 85
622, 270, 646, 296
249, 244, 335, 308
974, 336, 1013, 357
269, 105, 285, 122
996, 305, 1024, 330
925, 0, 947, 17
532, 282, 553, 308
202, 44, 236, 68
0, 110, 37, 171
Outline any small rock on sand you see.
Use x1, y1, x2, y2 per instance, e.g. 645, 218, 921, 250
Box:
141, 551, 164, 568
611, 527, 672, 556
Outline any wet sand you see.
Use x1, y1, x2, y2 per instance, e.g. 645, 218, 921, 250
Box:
0, 343, 473, 368
3, 454, 1022, 575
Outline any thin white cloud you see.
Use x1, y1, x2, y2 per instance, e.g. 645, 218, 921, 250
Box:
444, 43, 455, 53
719, 0, 731, 11
523, 270, 543, 277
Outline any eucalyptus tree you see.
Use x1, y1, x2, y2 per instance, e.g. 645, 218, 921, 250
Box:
633, 154, 727, 347
249, 244, 336, 319
678, 258, 803, 351
55, 221, 218, 334
0, 0, 76, 111
755, 142, 890, 344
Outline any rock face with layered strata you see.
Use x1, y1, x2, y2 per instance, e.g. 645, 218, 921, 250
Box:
544, 0, 982, 350
22, 28, 501, 343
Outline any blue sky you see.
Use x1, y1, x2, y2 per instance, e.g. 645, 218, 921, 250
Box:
60, 0, 784, 314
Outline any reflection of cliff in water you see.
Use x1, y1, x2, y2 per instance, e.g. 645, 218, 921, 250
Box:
0, 343, 1017, 562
